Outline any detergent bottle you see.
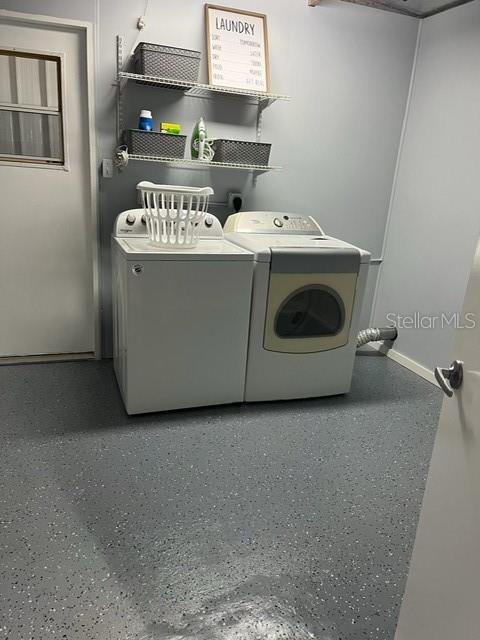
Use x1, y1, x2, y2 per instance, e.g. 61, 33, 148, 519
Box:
138, 110, 153, 131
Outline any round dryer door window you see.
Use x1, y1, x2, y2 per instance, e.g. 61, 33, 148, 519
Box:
263, 270, 359, 354
275, 285, 345, 338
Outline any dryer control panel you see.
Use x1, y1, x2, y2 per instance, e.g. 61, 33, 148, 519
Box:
224, 211, 325, 235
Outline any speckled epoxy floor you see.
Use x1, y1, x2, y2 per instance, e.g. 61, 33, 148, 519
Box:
0, 355, 441, 640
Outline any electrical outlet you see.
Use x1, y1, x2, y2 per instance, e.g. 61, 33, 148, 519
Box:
102, 158, 114, 178
227, 192, 242, 212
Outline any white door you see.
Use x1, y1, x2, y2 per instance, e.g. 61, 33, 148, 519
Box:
394, 238, 480, 639
0, 12, 98, 360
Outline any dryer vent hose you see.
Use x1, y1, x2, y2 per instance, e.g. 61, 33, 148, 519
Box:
357, 326, 398, 348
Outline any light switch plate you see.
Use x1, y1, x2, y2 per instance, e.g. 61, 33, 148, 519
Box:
102, 158, 114, 178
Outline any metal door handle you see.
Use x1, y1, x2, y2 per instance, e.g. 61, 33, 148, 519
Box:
434, 360, 463, 397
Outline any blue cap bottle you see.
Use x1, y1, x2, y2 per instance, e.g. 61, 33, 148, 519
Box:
138, 110, 153, 131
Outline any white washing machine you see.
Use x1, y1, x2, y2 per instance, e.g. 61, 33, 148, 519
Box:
112, 210, 254, 414
224, 211, 371, 401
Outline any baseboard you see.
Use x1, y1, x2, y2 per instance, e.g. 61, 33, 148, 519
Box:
368, 343, 437, 387
0, 352, 95, 365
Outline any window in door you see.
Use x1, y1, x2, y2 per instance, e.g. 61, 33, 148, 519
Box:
275, 285, 345, 338
0, 50, 64, 164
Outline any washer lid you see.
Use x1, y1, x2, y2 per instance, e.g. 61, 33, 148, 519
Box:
113, 237, 254, 261
225, 233, 371, 264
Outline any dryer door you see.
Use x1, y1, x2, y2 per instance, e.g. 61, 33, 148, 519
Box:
264, 248, 360, 354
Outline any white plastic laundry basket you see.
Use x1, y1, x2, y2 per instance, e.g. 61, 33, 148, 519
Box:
137, 181, 214, 249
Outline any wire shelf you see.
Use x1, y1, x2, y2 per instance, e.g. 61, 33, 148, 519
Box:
127, 154, 281, 173
118, 71, 290, 104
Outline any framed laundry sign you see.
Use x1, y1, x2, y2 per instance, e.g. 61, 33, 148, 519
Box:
205, 4, 270, 93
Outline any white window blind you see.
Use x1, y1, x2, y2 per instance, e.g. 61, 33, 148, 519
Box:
0, 50, 64, 164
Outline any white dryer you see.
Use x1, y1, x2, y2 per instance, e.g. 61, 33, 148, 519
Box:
112, 210, 254, 414
224, 211, 371, 401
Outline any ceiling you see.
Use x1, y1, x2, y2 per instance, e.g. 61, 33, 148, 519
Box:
338, 0, 473, 17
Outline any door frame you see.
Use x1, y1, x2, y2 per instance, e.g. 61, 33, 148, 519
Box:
0, 9, 100, 360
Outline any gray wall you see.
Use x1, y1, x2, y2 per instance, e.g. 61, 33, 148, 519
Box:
2, 0, 419, 355
372, 0, 480, 372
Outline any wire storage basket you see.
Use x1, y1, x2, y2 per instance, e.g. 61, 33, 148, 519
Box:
124, 129, 187, 158
137, 181, 213, 249
212, 139, 272, 166
133, 43, 201, 86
